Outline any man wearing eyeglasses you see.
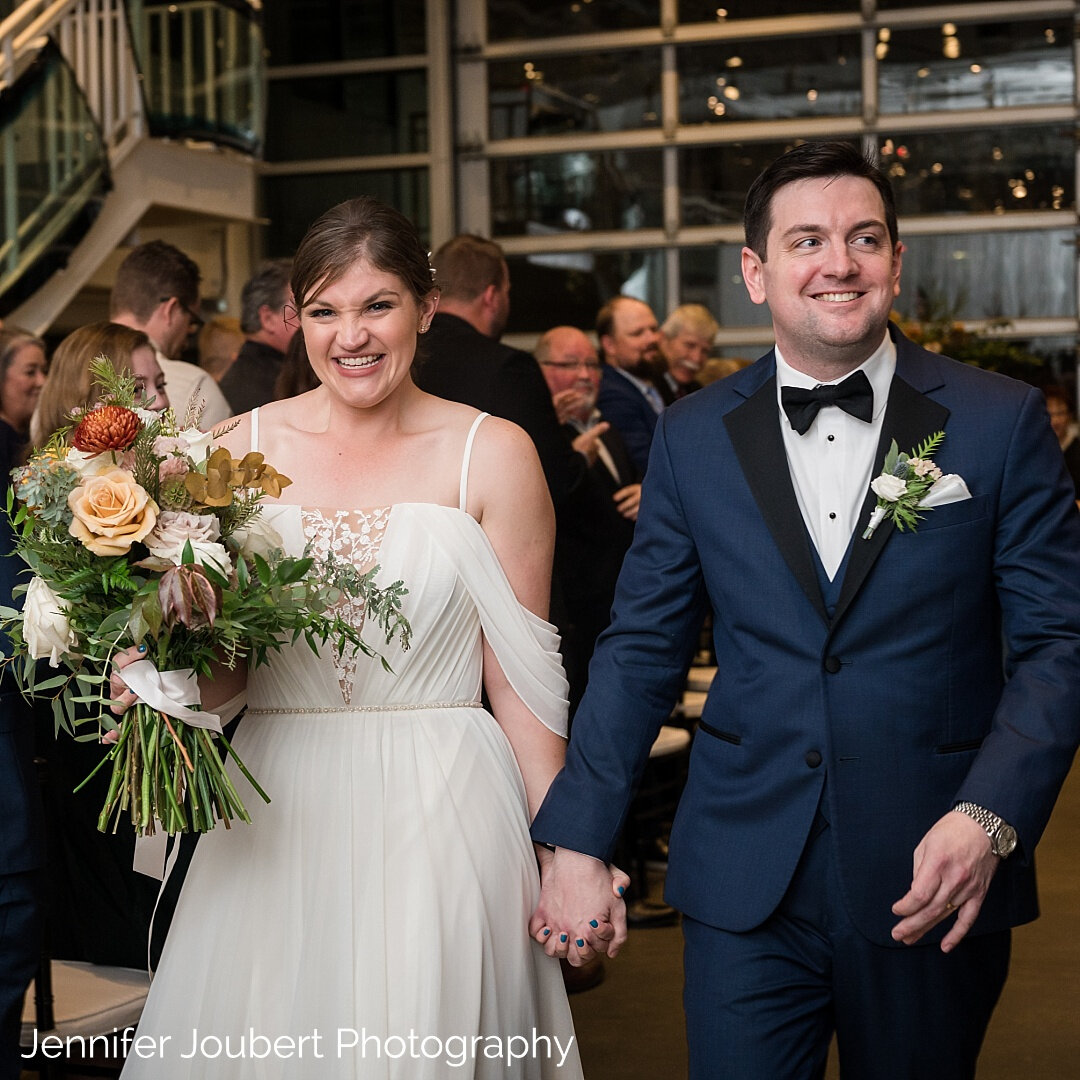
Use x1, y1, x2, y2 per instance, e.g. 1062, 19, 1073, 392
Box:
110, 240, 232, 428
537, 325, 642, 716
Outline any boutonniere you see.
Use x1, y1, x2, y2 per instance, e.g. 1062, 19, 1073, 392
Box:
862, 431, 971, 540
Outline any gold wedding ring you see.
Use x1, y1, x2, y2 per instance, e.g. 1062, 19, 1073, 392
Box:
944, 900, 955, 912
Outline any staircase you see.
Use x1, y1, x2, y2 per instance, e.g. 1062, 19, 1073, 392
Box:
0, 0, 263, 333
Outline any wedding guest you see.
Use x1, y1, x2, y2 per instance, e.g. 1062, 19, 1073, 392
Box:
111, 196, 626, 1078
0, 326, 47, 1080
596, 296, 664, 474
218, 260, 296, 414
1043, 385, 1080, 499
654, 304, 718, 404
110, 240, 231, 428
30, 322, 169, 968
33, 323, 169, 443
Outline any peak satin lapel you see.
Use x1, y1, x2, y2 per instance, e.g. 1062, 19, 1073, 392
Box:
831, 373, 950, 627
724, 377, 830, 626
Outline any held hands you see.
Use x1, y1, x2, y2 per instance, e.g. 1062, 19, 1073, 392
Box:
529, 847, 630, 966
891, 810, 1001, 952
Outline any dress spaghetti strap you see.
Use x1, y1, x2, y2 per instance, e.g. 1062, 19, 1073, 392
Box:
250, 407, 260, 453
459, 412, 489, 512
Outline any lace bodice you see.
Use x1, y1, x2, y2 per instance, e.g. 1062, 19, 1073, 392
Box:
300, 507, 391, 704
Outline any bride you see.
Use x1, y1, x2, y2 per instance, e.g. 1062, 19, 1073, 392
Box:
111, 197, 626, 1078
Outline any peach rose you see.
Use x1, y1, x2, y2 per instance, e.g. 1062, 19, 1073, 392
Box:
68, 467, 159, 556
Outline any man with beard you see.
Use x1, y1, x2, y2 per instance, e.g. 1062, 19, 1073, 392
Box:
595, 296, 664, 473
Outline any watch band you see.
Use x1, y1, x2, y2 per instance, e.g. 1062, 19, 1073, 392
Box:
954, 801, 1017, 858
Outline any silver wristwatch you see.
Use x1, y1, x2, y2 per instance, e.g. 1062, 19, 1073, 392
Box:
954, 801, 1018, 858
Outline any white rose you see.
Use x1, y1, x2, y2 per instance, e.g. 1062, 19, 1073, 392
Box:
146, 511, 221, 563
178, 428, 215, 464
870, 473, 908, 502
23, 577, 77, 667
230, 516, 283, 561
65, 447, 125, 477
189, 540, 233, 577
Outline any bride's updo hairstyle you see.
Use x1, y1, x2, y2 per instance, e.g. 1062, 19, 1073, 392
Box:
290, 196, 436, 312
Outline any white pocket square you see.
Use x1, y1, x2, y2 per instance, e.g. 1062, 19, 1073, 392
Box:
918, 474, 972, 509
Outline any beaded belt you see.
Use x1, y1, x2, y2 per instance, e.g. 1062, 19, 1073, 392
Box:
245, 700, 482, 716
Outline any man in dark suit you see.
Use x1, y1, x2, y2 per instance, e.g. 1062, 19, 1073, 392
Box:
415, 235, 605, 509
595, 296, 664, 474
530, 142, 1080, 1079
219, 259, 296, 414
535, 326, 639, 717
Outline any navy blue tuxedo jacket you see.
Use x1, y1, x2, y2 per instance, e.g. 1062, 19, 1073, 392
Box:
596, 365, 660, 476
533, 325, 1080, 948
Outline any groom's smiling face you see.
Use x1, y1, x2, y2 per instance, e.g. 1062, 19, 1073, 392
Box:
740, 174, 903, 377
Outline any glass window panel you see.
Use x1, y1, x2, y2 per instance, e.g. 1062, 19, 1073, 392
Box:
878, 20, 1072, 113
260, 170, 429, 258
490, 150, 663, 237
896, 230, 1074, 322
678, 35, 860, 124
265, 72, 428, 162
679, 139, 807, 227
264, 0, 425, 65
504, 251, 667, 336
680, 247, 773, 330
489, 51, 661, 139
679, 0, 857, 20
880, 126, 1073, 216
487, 0, 659, 43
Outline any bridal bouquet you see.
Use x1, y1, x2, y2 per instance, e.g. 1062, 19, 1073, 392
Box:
1, 359, 410, 841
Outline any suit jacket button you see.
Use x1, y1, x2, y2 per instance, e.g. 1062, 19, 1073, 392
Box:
805, 750, 822, 768
823, 656, 842, 673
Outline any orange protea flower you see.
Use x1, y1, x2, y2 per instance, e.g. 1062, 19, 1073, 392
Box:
71, 405, 142, 453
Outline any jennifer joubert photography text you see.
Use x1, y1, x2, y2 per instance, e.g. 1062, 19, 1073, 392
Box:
22, 1026, 578, 1069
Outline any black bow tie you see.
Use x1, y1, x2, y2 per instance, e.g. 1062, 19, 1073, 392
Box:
780, 370, 874, 435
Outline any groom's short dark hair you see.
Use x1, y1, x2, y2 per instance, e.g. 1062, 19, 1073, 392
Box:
743, 141, 899, 261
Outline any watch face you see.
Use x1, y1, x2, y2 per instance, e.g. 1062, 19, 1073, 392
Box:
995, 825, 1018, 857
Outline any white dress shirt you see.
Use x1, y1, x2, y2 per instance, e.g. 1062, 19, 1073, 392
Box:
775, 334, 895, 580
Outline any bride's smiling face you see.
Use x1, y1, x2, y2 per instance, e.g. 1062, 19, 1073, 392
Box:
301, 258, 438, 410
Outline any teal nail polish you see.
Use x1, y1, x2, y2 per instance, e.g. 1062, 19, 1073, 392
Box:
542, 928, 551, 937
559, 934, 567, 943
137, 644, 147, 653
589, 919, 599, 928
617, 886, 625, 896
575, 938, 585, 947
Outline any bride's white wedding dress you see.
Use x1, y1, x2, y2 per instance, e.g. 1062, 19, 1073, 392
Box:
121, 412, 582, 1078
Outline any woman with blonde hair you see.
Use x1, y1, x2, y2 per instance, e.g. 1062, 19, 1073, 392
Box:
32, 321, 168, 445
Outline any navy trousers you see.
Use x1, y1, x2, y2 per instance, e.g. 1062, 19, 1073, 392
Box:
0, 869, 40, 1080
683, 815, 1010, 1080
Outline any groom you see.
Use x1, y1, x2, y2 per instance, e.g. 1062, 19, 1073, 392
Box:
531, 142, 1080, 1079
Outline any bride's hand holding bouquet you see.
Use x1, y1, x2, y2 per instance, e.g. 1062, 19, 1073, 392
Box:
1, 358, 410, 850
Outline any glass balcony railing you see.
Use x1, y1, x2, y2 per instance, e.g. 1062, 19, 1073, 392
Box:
0, 40, 110, 314
126, 0, 264, 154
